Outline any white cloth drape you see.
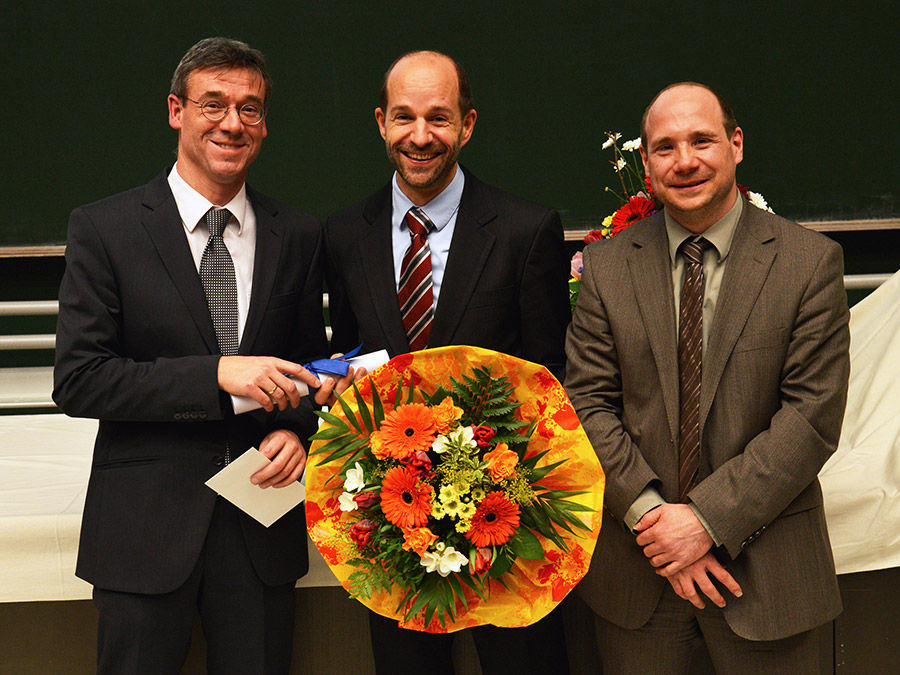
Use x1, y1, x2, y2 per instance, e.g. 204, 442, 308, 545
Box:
820, 269, 900, 574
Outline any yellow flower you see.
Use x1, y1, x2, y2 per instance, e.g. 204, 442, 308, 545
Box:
442, 497, 462, 517
439, 484, 459, 503
457, 500, 477, 519
455, 519, 472, 533
431, 502, 447, 519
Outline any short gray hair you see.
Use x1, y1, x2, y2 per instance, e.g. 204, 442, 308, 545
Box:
170, 37, 272, 106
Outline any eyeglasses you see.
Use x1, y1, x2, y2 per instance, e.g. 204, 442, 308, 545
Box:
181, 97, 266, 126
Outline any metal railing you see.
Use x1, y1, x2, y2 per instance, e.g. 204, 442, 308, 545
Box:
0, 277, 892, 409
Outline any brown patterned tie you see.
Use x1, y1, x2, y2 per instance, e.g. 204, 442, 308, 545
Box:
678, 237, 711, 502
398, 207, 434, 351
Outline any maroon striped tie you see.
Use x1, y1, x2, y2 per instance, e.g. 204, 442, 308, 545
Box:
678, 237, 711, 502
398, 207, 434, 351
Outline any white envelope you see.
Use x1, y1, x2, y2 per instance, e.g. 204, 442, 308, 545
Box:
205, 448, 305, 527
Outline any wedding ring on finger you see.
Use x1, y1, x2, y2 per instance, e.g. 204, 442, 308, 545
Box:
267, 385, 278, 397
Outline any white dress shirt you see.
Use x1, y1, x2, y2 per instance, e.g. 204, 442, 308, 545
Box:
167, 163, 257, 346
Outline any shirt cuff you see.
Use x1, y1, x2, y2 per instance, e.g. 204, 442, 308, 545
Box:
689, 502, 722, 547
624, 487, 665, 533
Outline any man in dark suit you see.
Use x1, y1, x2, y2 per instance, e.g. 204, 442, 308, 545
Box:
325, 51, 571, 674
53, 37, 344, 674
565, 82, 851, 673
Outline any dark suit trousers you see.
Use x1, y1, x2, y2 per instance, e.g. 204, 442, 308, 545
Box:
93, 498, 296, 675
369, 604, 570, 675
592, 585, 821, 674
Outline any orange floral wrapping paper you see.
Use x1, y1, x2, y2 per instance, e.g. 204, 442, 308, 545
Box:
306, 345, 605, 632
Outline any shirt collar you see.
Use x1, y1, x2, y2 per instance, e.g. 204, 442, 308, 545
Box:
665, 191, 743, 265
391, 165, 465, 233
168, 163, 249, 234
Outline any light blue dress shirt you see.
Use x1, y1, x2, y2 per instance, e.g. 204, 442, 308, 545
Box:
390, 167, 465, 310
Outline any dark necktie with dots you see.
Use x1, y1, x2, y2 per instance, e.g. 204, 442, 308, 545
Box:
678, 237, 712, 502
398, 207, 434, 352
199, 207, 239, 357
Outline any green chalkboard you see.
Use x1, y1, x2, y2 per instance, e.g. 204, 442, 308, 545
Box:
4, 2, 898, 246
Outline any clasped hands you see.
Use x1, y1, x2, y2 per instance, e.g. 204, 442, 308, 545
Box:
217, 353, 366, 489
634, 503, 743, 609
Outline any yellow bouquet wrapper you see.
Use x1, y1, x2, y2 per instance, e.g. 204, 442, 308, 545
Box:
306, 345, 604, 632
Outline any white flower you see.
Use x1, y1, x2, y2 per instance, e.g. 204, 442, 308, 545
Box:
747, 191, 774, 213
622, 137, 642, 152
601, 132, 621, 150
343, 462, 365, 493
457, 426, 476, 448
420, 545, 470, 577
432, 434, 450, 454
338, 491, 358, 512
614, 158, 627, 171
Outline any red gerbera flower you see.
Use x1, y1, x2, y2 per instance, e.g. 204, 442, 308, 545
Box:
466, 492, 520, 547
380, 466, 433, 528
610, 195, 656, 235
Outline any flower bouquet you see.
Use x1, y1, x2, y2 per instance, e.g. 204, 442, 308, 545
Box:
306, 346, 604, 632
569, 132, 774, 310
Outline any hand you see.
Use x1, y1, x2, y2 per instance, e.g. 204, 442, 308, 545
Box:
666, 552, 743, 609
252, 429, 307, 488
312, 354, 368, 407
217, 356, 322, 412
635, 503, 713, 574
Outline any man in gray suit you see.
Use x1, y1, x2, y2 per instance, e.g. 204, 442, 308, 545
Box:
565, 82, 850, 672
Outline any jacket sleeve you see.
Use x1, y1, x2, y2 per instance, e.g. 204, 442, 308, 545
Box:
53, 205, 225, 423
690, 240, 850, 558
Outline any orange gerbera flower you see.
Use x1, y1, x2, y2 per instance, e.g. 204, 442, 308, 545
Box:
432, 397, 464, 434
381, 466, 434, 528
466, 492, 520, 547
378, 403, 437, 460
483, 443, 519, 483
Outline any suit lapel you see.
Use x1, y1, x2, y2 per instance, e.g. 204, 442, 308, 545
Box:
430, 175, 496, 346
700, 203, 777, 428
359, 188, 411, 355
141, 171, 219, 354
240, 186, 283, 355
628, 216, 681, 444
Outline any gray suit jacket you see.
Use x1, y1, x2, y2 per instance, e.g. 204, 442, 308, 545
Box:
565, 198, 850, 641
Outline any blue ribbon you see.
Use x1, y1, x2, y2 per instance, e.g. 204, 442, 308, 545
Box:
303, 344, 363, 393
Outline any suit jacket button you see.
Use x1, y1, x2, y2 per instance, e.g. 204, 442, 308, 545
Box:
213, 455, 224, 466
199, 411, 207, 419
174, 412, 183, 420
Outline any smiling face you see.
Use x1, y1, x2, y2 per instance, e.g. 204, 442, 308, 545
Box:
375, 53, 476, 205
168, 67, 267, 204
640, 84, 743, 233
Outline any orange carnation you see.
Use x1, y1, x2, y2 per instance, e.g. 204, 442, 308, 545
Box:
466, 492, 520, 547
381, 466, 433, 528
377, 403, 437, 460
432, 397, 464, 434
401, 526, 439, 556
483, 443, 518, 483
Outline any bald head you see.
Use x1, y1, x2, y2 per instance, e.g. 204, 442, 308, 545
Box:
379, 50, 474, 118
641, 82, 737, 149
